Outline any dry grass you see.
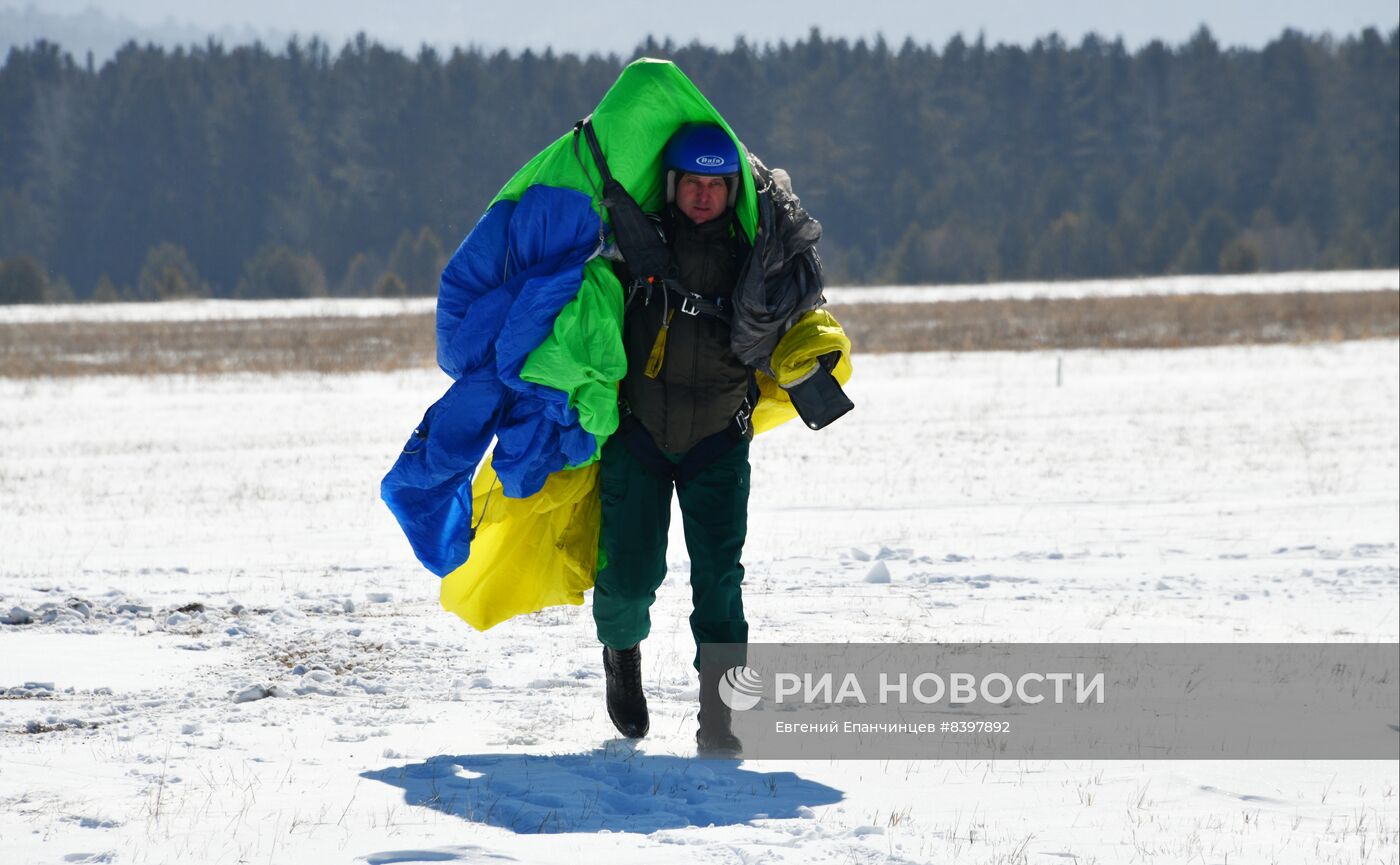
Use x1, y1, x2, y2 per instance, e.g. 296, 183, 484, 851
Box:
0, 290, 1395, 378
832, 290, 1400, 353
0, 314, 436, 378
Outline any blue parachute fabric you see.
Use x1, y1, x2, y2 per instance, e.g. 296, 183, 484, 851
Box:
380, 368, 506, 576
436, 200, 516, 379
381, 184, 604, 576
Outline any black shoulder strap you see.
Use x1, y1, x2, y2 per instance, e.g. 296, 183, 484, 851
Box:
575, 116, 616, 189
573, 116, 677, 285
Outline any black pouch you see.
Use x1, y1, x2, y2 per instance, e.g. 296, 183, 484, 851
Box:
785, 352, 854, 430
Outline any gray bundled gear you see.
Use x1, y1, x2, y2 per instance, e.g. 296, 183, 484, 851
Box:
729, 156, 827, 373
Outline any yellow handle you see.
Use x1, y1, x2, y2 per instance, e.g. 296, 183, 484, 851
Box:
644, 309, 676, 379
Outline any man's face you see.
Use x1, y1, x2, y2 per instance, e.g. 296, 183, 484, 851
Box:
675, 173, 731, 224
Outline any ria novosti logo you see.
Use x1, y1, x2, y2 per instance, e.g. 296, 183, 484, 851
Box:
717, 666, 763, 711
716, 665, 1107, 712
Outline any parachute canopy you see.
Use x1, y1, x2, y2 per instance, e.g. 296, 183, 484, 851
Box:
382, 58, 754, 579
381, 59, 852, 632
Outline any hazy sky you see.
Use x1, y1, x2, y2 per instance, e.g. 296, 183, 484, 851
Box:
9, 0, 1399, 55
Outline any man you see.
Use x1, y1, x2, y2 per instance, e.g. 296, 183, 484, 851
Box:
383, 63, 847, 758
593, 123, 755, 757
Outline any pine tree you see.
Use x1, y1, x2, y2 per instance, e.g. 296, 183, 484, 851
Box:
0, 255, 47, 304
135, 243, 206, 301
235, 245, 327, 299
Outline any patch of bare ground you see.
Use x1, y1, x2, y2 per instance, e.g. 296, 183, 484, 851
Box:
0, 314, 436, 377
832, 290, 1399, 353
0, 290, 1395, 377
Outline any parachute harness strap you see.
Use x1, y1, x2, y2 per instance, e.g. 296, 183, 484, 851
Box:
573, 116, 680, 286
572, 116, 609, 250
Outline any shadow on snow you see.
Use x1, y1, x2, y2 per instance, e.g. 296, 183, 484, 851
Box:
362, 742, 844, 834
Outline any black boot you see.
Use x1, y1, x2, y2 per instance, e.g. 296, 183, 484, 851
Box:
603, 644, 649, 739
696, 669, 743, 758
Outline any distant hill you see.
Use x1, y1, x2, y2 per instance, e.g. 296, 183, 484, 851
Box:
0, 4, 285, 63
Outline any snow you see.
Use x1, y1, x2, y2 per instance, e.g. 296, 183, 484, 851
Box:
1, 268, 1394, 323
1, 337, 1398, 863
0, 633, 216, 692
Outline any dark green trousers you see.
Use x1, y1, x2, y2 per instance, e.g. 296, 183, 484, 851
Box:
593, 433, 750, 669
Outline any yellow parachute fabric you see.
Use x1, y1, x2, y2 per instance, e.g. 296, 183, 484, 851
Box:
751, 309, 854, 434
442, 309, 851, 631
439, 455, 600, 630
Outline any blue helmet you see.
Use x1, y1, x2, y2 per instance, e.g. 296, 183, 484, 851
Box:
663, 123, 742, 207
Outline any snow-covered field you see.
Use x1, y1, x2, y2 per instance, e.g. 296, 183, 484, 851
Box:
2, 338, 1397, 864
1, 268, 1394, 324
